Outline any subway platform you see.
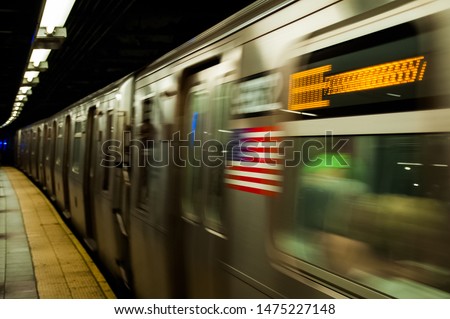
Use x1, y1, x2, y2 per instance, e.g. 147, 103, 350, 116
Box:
0, 166, 115, 299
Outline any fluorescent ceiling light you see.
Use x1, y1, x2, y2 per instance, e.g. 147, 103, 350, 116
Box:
30, 49, 51, 67
19, 86, 32, 94
24, 71, 40, 82
1, 0, 77, 127
40, 0, 76, 30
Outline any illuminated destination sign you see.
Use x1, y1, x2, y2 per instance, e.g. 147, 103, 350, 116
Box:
288, 56, 428, 110
231, 72, 282, 115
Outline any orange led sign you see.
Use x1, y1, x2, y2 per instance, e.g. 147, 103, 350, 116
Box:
288, 56, 427, 110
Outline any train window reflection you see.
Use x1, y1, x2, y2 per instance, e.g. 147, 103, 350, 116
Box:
275, 134, 450, 298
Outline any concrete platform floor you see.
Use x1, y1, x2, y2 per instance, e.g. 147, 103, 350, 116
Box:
0, 166, 115, 298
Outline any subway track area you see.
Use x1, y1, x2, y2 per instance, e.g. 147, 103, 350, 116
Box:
0, 166, 115, 298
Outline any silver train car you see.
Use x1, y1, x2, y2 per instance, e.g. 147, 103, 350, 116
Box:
15, 0, 450, 298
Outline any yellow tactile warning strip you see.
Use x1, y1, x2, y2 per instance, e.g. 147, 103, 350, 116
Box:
3, 167, 116, 299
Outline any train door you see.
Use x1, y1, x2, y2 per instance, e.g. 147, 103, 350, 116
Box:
129, 93, 174, 298
91, 106, 122, 284
36, 127, 42, 182
112, 110, 126, 224
24, 130, 30, 175
44, 122, 56, 198
83, 106, 97, 244
112, 109, 132, 290
180, 62, 236, 297
43, 124, 51, 191
36, 127, 41, 181
27, 130, 33, 175
31, 128, 38, 180
50, 121, 57, 198
40, 126, 47, 187
54, 122, 66, 211
62, 115, 71, 216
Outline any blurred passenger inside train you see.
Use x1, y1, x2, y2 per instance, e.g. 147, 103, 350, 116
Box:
274, 135, 450, 298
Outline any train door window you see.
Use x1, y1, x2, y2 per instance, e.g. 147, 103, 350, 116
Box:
137, 97, 159, 211
42, 126, 47, 159
102, 110, 113, 190
55, 123, 63, 166
182, 91, 207, 221
31, 130, 36, 157
45, 126, 52, 161
72, 121, 83, 174
204, 82, 232, 231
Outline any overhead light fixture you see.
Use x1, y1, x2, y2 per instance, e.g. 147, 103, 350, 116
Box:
19, 86, 33, 95
46, 26, 56, 35
30, 49, 51, 66
40, 0, 76, 31
16, 95, 28, 102
22, 77, 40, 86
14, 102, 25, 108
27, 61, 49, 72
34, 27, 67, 49
34, 0, 76, 49
1, 0, 77, 128
24, 71, 40, 82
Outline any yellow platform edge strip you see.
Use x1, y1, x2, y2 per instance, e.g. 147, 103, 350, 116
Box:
3, 166, 116, 299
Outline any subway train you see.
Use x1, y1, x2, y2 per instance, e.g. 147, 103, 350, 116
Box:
15, 0, 450, 298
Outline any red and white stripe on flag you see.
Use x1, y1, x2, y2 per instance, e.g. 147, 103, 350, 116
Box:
225, 126, 283, 196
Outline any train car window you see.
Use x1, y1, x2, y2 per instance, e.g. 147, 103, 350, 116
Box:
72, 121, 83, 174
204, 82, 232, 231
287, 22, 444, 119
274, 133, 450, 298
182, 91, 207, 221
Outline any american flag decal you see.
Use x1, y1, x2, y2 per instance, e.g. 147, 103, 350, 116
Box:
225, 126, 283, 196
